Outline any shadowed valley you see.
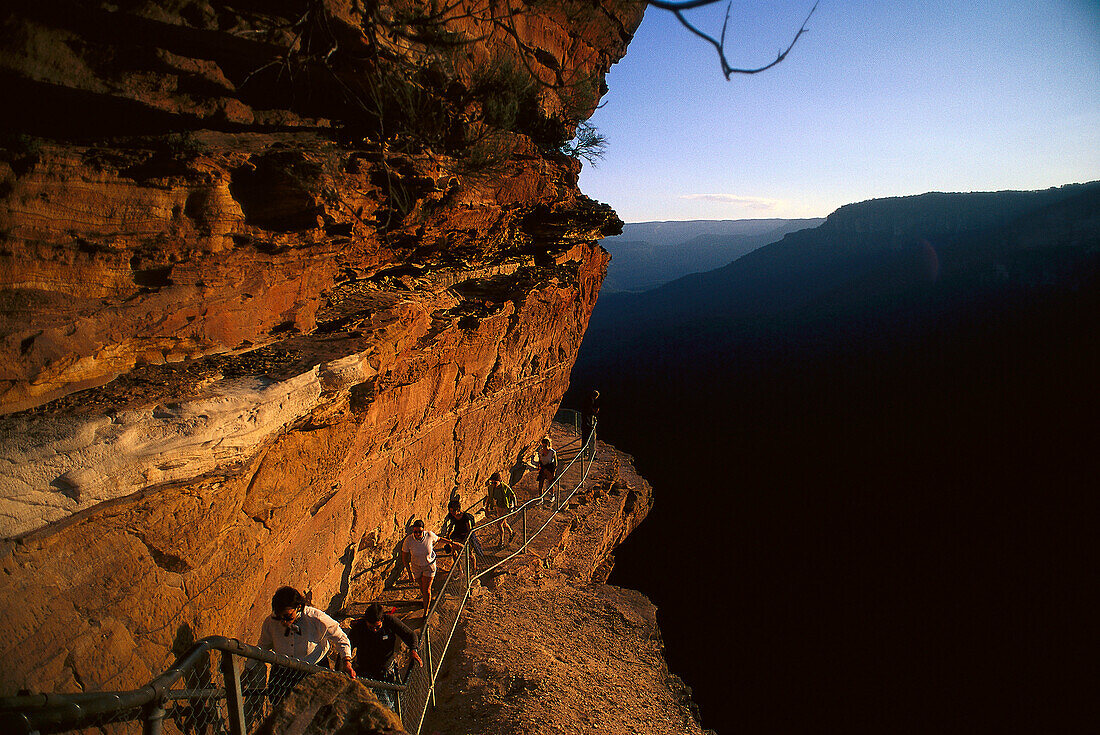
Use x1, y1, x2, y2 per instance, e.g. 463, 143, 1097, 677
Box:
568, 182, 1100, 734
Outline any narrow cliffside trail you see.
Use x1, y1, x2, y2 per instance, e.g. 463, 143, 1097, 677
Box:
413, 427, 707, 735
0, 0, 647, 697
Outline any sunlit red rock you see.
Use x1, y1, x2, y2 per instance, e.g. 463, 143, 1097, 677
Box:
0, 0, 644, 696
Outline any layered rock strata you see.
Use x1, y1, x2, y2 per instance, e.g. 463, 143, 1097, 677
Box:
0, 0, 645, 695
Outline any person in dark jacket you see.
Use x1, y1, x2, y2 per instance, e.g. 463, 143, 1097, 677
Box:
440, 498, 483, 557
485, 471, 517, 546
582, 389, 600, 459
349, 602, 422, 711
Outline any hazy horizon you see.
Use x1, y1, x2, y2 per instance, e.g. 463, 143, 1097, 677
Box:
571, 182, 1099, 734
582, 1, 1100, 222
618, 179, 1100, 224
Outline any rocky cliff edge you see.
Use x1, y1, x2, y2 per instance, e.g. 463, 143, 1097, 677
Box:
257, 430, 706, 735
421, 434, 707, 735
0, 0, 646, 695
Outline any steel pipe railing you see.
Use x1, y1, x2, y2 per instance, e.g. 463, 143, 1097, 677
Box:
0, 636, 402, 735
401, 411, 597, 733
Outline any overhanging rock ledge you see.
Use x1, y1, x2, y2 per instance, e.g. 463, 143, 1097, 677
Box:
0, 0, 645, 695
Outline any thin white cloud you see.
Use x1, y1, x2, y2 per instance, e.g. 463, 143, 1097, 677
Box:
679, 194, 782, 211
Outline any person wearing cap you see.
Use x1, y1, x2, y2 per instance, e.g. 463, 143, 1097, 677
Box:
349, 602, 422, 711
485, 471, 517, 546
401, 520, 442, 613
257, 586, 355, 702
440, 498, 483, 557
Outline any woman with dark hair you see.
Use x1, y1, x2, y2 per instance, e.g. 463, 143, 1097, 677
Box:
257, 586, 355, 702
440, 498, 483, 557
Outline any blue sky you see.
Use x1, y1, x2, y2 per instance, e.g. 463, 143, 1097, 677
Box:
579, 0, 1100, 222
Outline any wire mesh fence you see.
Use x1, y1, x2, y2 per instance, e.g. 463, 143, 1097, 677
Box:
0, 638, 397, 735
164, 646, 224, 735
399, 539, 472, 733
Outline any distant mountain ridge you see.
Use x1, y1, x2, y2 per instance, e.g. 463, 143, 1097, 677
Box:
820, 185, 1099, 238
599, 217, 823, 292
591, 182, 1100, 334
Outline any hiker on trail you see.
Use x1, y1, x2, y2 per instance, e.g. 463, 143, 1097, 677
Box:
349, 602, 422, 711
401, 520, 442, 614
485, 471, 517, 546
534, 436, 557, 506
257, 586, 355, 702
582, 390, 600, 459
440, 498, 483, 557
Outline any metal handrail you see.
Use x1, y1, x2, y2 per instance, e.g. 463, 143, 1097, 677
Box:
472, 431, 595, 582
420, 411, 592, 622
404, 415, 597, 733
0, 636, 401, 735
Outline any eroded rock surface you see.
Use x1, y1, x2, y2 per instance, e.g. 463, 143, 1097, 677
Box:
0, 0, 645, 695
256, 672, 405, 735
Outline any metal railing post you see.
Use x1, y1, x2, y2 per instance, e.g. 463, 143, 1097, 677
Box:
424, 624, 435, 708
1, 637, 388, 735
522, 507, 527, 545
142, 700, 166, 735
221, 651, 246, 735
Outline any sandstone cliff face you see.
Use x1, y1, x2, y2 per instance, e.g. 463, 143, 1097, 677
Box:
0, 0, 645, 695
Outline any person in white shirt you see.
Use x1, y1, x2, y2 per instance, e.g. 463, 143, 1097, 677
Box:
254, 587, 355, 704
401, 519, 443, 614
534, 436, 558, 506
257, 585, 355, 676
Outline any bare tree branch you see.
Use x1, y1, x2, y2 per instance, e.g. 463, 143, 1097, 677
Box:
647, 0, 733, 9
655, 1, 819, 80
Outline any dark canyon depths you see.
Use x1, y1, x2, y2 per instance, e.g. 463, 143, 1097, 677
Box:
567, 184, 1099, 734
